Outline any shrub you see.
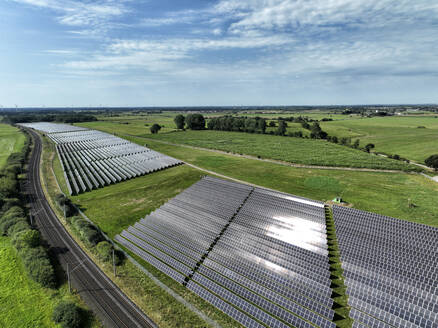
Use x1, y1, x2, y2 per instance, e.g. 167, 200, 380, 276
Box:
7, 220, 30, 237
0, 198, 21, 213
150, 124, 162, 134
0, 175, 18, 198
12, 228, 39, 249
96, 241, 123, 265
0, 217, 27, 236
96, 241, 112, 261
1, 206, 24, 222
425, 154, 438, 170
52, 302, 83, 328
71, 217, 103, 246
27, 257, 56, 288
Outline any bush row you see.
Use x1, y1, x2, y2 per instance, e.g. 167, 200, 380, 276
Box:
60, 198, 123, 265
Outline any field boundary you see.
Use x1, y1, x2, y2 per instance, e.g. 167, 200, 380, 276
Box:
125, 134, 415, 174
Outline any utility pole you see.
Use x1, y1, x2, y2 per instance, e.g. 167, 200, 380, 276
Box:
113, 249, 116, 277
67, 262, 71, 293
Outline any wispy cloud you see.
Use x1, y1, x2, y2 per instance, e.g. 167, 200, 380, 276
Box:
13, 0, 127, 31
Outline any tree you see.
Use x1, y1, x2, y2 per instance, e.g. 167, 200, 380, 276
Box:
268, 121, 276, 127
174, 115, 185, 129
150, 124, 161, 134
365, 143, 375, 153
52, 302, 83, 328
276, 120, 287, 136
186, 114, 205, 130
353, 139, 360, 149
425, 154, 438, 170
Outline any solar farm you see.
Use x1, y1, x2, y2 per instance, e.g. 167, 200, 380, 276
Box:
18, 121, 438, 328
334, 206, 438, 328
19, 122, 182, 195
116, 176, 336, 328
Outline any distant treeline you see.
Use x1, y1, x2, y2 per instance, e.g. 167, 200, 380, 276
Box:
2, 113, 98, 124
207, 116, 267, 133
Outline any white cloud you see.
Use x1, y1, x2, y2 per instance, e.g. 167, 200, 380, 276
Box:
13, 0, 127, 29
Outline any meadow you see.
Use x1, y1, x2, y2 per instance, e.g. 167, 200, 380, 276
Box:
320, 115, 438, 163
144, 130, 421, 171
0, 124, 25, 168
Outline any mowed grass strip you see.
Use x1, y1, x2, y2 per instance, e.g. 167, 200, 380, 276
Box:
71, 165, 202, 238
126, 136, 438, 227
144, 130, 420, 171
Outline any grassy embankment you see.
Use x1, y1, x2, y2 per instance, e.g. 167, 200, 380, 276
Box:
42, 134, 243, 328
0, 124, 97, 328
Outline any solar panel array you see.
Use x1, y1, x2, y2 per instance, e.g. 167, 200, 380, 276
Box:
116, 176, 335, 328
333, 206, 438, 328
19, 122, 182, 195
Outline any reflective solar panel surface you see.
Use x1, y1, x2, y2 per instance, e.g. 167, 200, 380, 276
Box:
116, 176, 335, 328
333, 205, 438, 328
19, 122, 182, 194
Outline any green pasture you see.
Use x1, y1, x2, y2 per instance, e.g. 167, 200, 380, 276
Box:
144, 130, 420, 171
0, 124, 25, 169
320, 116, 438, 162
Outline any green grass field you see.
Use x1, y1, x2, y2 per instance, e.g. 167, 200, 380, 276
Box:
144, 130, 420, 171
79, 111, 438, 165
320, 116, 438, 162
125, 136, 438, 227
0, 237, 60, 327
0, 124, 25, 169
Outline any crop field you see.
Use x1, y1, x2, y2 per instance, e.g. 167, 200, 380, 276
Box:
125, 136, 438, 227
144, 130, 421, 171
78, 111, 438, 165
0, 123, 25, 169
320, 116, 438, 162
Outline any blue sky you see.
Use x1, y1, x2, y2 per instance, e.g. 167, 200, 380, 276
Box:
1, 0, 437, 107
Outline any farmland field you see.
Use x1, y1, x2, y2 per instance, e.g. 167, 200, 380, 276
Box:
320, 116, 438, 162
144, 130, 421, 171
0, 123, 25, 169
125, 136, 438, 227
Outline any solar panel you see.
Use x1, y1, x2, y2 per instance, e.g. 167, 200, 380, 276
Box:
19, 122, 182, 195
116, 176, 335, 327
334, 205, 438, 328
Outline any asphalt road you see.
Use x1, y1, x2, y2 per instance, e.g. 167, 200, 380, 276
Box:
24, 128, 157, 328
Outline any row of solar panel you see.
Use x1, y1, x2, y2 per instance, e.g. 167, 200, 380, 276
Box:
19, 122, 182, 195
18, 122, 88, 134
115, 176, 336, 328
333, 205, 438, 328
